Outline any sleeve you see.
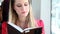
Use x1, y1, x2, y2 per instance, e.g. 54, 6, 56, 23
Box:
37, 20, 45, 34
2, 21, 8, 34
0, 23, 2, 34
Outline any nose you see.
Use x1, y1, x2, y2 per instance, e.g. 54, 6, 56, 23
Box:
21, 6, 26, 11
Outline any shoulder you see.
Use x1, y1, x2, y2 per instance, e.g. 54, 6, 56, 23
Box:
2, 21, 8, 29
2, 21, 7, 26
35, 19, 45, 34
35, 19, 44, 27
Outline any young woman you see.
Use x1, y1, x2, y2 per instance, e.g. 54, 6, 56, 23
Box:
2, 0, 45, 34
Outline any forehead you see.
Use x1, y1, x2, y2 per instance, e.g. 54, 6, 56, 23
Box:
15, 0, 29, 3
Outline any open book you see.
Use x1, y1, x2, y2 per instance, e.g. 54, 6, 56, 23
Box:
8, 22, 42, 34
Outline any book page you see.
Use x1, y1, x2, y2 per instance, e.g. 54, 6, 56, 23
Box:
8, 22, 24, 32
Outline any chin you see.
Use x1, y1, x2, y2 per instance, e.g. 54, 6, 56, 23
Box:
21, 14, 28, 17
22, 13, 28, 16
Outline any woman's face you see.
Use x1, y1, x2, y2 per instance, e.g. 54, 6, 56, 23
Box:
14, 0, 29, 17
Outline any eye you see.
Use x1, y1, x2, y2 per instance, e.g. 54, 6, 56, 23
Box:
24, 4, 28, 6
24, 3, 29, 6
16, 5, 22, 7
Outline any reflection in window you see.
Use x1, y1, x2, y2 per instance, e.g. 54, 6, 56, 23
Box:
52, 0, 60, 34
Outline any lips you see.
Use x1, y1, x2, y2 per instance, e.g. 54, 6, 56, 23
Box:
22, 12, 26, 14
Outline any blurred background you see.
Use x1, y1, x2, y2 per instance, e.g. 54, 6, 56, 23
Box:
0, 0, 51, 34
51, 0, 60, 34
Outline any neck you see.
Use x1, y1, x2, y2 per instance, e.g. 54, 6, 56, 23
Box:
18, 16, 26, 23
17, 16, 28, 29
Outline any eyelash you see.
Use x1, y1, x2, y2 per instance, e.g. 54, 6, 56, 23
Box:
17, 5, 22, 7
17, 4, 28, 7
24, 4, 28, 6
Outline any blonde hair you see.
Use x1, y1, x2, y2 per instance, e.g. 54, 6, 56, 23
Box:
8, 0, 36, 28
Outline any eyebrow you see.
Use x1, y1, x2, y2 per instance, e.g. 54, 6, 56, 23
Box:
25, 2, 28, 3
16, 2, 28, 4
16, 3, 21, 5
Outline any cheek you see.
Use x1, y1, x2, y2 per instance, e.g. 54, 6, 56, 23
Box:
25, 6, 29, 12
14, 6, 22, 15
14, 6, 19, 12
